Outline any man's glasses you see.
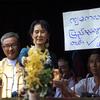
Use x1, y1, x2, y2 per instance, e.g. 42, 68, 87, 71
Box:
2, 44, 18, 49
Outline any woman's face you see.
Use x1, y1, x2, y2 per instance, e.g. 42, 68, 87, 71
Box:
31, 24, 49, 47
89, 54, 100, 76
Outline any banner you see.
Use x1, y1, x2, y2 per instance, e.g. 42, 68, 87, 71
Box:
63, 8, 100, 51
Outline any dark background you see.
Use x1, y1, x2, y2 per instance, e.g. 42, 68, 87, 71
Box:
0, 0, 100, 77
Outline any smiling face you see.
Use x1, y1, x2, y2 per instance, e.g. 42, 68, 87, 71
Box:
89, 53, 100, 77
31, 24, 49, 48
2, 37, 20, 60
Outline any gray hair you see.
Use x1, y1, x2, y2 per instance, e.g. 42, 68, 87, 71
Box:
1, 32, 20, 44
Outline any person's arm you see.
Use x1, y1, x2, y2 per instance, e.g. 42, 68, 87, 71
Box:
53, 79, 80, 98
61, 84, 79, 97
59, 79, 79, 97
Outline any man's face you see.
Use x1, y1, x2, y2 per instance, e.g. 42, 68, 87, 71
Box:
2, 37, 19, 60
58, 60, 69, 74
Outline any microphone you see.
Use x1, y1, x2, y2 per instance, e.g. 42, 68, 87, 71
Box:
18, 48, 29, 66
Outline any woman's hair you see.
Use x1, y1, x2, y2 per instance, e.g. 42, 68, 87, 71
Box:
90, 49, 100, 55
29, 19, 50, 36
88, 49, 100, 61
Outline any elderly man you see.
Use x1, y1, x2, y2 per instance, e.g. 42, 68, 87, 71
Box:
0, 32, 24, 98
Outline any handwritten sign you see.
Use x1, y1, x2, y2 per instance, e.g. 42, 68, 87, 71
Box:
63, 8, 100, 51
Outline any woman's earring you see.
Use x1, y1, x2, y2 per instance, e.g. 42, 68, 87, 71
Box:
33, 39, 35, 45
45, 39, 49, 48
45, 42, 49, 48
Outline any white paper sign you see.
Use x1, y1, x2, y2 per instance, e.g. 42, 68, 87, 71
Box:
63, 8, 100, 51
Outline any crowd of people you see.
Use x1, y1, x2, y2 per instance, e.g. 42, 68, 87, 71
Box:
0, 19, 100, 99
54, 50, 100, 98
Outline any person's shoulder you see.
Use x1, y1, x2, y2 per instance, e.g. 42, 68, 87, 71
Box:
0, 58, 7, 69
76, 77, 86, 84
0, 58, 7, 64
19, 47, 29, 57
18, 47, 29, 65
20, 47, 29, 54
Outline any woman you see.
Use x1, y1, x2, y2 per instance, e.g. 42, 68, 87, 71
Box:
18, 19, 57, 69
18, 20, 58, 97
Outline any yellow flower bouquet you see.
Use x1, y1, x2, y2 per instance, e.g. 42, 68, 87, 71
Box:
24, 46, 52, 97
